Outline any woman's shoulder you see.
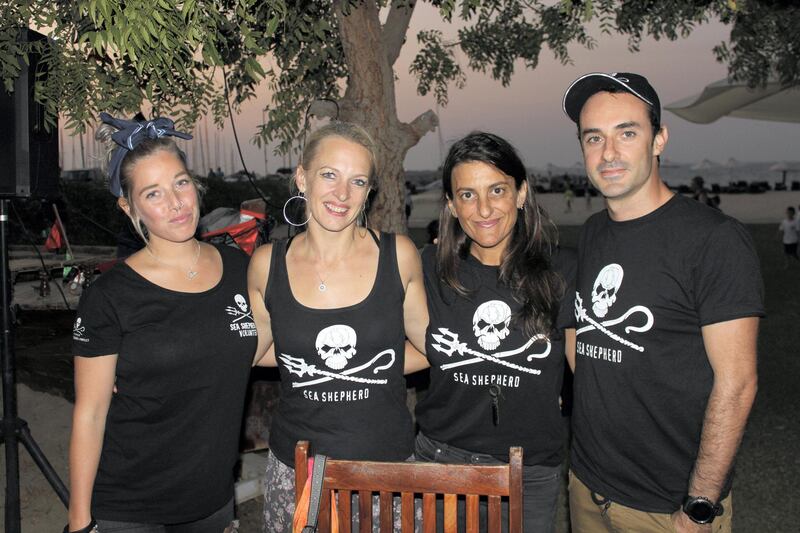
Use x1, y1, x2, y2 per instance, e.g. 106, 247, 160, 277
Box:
391, 232, 422, 266
249, 240, 281, 288
249, 241, 275, 273
392, 231, 416, 252
76, 261, 140, 314
86, 260, 134, 293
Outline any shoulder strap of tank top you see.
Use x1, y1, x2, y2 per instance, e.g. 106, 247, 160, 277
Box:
376, 232, 404, 292
265, 239, 288, 304
367, 227, 379, 247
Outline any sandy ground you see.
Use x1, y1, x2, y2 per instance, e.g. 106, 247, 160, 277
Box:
0, 384, 72, 531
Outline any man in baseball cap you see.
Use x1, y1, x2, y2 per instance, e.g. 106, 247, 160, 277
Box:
562, 73, 763, 532
562, 72, 661, 124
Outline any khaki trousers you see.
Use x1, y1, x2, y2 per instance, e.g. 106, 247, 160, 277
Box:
569, 471, 733, 533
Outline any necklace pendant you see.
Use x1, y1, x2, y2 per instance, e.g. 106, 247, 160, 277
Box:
187, 270, 198, 280
318, 282, 327, 292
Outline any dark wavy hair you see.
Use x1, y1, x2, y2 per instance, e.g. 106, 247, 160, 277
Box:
436, 132, 563, 337
575, 84, 661, 139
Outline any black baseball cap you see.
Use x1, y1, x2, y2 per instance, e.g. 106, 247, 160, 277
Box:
562, 72, 661, 124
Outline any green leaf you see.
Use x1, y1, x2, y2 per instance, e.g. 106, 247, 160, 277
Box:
182, 0, 196, 21
266, 16, 279, 37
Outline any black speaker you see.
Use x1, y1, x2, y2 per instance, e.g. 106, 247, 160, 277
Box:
0, 28, 59, 199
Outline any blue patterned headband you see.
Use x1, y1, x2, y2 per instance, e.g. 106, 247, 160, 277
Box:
99, 112, 193, 197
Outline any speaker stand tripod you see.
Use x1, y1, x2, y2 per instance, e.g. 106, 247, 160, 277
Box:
1, 198, 69, 532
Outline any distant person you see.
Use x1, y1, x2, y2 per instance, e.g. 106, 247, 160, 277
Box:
778, 206, 799, 267
426, 219, 439, 245
563, 72, 763, 533
692, 175, 721, 210
564, 186, 574, 213
584, 181, 592, 209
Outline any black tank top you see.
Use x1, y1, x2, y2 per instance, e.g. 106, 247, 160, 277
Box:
266, 231, 413, 466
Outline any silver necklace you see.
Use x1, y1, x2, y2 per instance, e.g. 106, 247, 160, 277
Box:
146, 240, 201, 280
305, 236, 356, 292
306, 240, 330, 292
313, 266, 328, 292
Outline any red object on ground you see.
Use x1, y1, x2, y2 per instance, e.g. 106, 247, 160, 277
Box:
200, 209, 267, 256
44, 222, 63, 252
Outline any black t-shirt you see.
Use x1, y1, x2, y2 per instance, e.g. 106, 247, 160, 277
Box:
415, 245, 576, 466
72, 244, 257, 523
570, 194, 765, 513
266, 232, 414, 466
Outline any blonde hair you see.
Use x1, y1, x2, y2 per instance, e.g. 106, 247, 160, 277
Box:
301, 121, 379, 187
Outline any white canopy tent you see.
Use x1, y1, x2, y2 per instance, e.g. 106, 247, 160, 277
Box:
665, 78, 800, 124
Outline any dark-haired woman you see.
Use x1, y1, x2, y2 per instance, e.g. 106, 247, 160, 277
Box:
67, 114, 255, 532
414, 132, 575, 532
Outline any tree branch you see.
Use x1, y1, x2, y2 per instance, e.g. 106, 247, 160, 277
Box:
308, 99, 340, 120
383, 1, 417, 66
407, 109, 439, 142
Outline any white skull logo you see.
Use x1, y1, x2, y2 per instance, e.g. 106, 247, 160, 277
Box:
591, 263, 624, 318
472, 300, 512, 351
234, 294, 248, 313
73, 317, 85, 337
315, 325, 358, 370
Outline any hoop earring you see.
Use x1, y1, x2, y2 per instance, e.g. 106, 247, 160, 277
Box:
357, 204, 369, 228
283, 194, 310, 227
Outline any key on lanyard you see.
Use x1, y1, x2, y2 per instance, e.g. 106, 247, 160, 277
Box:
489, 384, 502, 426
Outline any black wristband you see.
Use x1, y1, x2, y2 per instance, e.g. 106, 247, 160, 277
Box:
63, 518, 98, 533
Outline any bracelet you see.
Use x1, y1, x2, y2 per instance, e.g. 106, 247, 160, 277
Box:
63, 518, 98, 533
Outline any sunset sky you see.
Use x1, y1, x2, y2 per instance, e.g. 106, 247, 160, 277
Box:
60, 4, 799, 174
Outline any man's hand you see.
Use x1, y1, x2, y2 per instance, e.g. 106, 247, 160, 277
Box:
671, 509, 712, 533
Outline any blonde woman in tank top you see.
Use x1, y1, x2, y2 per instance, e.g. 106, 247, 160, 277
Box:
247, 122, 429, 531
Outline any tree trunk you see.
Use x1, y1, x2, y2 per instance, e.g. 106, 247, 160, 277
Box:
331, 0, 437, 233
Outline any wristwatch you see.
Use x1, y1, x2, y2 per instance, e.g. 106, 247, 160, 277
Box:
682, 495, 723, 524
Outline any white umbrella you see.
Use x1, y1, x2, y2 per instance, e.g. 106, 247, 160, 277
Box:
769, 162, 796, 186
769, 162, 791, 172
666, 78, 800, 124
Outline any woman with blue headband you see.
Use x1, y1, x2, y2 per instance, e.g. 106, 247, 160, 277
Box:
66, 113, 256, 533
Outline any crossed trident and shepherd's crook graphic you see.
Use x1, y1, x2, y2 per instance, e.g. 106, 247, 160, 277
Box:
280, 350, 395, 388
574, 292, 654, 352
431, 330, 551, 374
225, 306, 253, 323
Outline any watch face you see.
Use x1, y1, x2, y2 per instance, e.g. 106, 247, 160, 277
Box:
687, 500, 715, 523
